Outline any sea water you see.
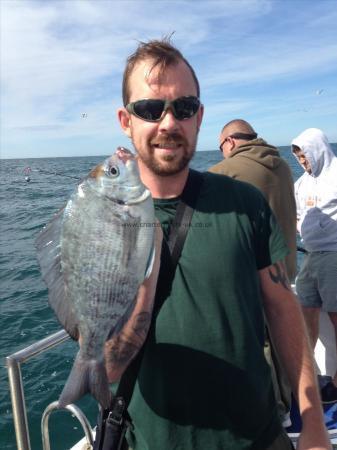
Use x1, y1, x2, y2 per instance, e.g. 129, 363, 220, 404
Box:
1, 145, 336, 450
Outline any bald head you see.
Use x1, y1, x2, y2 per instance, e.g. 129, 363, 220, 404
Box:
219, 119, 258, 158
221, 119, 256, 136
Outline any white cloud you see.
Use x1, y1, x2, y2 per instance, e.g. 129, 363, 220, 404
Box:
200, 42, 337, 92
1, 0, 337, 158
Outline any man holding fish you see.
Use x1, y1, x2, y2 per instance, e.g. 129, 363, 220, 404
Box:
100, 38, 330, 450
37, 38, 331, 449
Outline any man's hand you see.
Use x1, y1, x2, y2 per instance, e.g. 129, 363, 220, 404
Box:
297, 426, 331, 450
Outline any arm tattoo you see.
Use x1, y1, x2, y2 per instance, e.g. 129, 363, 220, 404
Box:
105, 311, 152, 368
268, 262, 290, 291
106, 333, 139, 367
132, 311, 152, 339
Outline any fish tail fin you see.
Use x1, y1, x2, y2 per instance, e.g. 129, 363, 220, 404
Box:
58, 352, 112, 409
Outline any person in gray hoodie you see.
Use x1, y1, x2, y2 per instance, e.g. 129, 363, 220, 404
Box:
292, 127, 337, 404
209, 119, 297, 428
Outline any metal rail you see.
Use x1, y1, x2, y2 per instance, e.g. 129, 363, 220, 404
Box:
41, 401, 93, 450
6, 329, 70, 450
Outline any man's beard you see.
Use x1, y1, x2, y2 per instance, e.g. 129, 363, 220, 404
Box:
134, 132, 197, 176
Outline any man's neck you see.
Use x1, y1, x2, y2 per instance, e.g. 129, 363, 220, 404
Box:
138, 161, 189, 199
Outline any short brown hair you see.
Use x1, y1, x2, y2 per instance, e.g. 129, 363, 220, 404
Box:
122, 37, 200, 105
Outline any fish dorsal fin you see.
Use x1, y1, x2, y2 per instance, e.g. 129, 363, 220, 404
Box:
35, 208, 79, 340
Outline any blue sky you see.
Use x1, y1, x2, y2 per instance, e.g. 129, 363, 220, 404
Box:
1, 0, 337, 159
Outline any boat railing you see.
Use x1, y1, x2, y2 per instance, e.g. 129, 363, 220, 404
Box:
41, 401, 93, 450
5, 329, 94, 450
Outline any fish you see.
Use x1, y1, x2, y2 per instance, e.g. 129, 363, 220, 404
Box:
35, 147, 155, 409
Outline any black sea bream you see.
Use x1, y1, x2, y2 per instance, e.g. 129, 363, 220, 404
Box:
36, 147, 155, 408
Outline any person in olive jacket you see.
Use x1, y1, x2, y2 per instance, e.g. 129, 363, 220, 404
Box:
209, 119, 297, 282
209, 119, 297, 428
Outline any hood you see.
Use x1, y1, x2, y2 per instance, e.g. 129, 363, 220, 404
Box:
229, 138, 282, 170
291, 128, 335, 177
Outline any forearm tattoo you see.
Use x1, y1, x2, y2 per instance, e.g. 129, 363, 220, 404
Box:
106, 334, 139, 369
268, 262, 290, 291
132, 311, 152, 340
105, 311, 152, 368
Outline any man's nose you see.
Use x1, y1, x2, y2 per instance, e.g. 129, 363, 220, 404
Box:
158, 108, 179, 132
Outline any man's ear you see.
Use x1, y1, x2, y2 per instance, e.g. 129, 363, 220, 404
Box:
118, 108, 131, 138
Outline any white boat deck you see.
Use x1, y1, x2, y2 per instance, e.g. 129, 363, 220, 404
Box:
315, 311, 337, 377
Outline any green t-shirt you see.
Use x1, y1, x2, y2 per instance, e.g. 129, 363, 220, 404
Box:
128, 172, 288, 450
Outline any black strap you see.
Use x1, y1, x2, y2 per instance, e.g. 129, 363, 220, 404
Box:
115, 169, 204, 403
168, 169, 204, 265
94, 396, 131, 450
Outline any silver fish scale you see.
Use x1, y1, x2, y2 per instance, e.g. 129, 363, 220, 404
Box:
61, 186, 154, 358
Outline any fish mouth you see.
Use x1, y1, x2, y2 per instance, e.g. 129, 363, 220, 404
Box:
116, 146, 135, 163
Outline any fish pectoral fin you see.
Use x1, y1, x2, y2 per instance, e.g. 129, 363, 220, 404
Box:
35, 207, 78, 340
58, 352, 112, 409
144, 240, 156, 279
107, 297, 137, 340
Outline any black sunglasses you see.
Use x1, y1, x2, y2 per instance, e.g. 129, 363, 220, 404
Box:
219, 132, 257, 152
126, 96, 200, 122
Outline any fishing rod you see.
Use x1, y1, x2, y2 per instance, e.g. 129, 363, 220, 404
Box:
34, 168, 81, 180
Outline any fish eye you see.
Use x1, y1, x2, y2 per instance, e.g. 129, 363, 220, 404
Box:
106, 165, 120, 177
